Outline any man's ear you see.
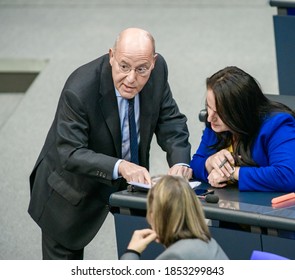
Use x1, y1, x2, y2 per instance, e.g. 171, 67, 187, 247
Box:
109, 48, 114, 65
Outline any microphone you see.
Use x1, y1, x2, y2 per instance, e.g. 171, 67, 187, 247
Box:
205, 194, 219, 203
196, 189, 219, 203
198, 193, 219, 203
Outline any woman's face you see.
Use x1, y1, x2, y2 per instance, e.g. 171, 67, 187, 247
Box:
206, 89, 230, 133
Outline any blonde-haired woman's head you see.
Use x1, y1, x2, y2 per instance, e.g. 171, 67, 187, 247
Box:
146, 175, 211, 248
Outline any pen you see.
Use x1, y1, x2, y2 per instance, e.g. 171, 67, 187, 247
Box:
219, 158, 228, 168
202, 189, 215, 196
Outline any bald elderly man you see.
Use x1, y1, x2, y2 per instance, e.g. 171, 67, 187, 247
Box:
28, 27, 192, 259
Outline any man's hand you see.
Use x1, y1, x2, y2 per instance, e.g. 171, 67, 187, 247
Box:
168, 164, 193, 180
127, 229, 157, 254
118, 160, 151, 185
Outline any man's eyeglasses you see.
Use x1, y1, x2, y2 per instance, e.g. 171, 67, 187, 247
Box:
113, 56, 153, 77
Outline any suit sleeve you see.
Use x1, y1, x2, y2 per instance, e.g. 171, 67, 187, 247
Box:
154, 56, 191, 166
120, 252, 140, 260
55, 89, 117, 180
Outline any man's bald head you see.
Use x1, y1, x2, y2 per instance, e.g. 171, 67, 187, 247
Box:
113, 28, 156, 55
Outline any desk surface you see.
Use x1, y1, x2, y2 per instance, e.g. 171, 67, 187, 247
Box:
109, 184, 295, 232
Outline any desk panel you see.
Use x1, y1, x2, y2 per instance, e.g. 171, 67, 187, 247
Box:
273, 15, 295, 95
110, 186, 295, 259
262, 235, 295, 259
114, 213, 164, 260
209, 226, 261, 260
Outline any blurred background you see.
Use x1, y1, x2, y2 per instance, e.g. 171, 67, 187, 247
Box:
0, 0, 278, 259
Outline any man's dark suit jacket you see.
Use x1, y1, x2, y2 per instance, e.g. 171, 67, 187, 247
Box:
28, 53, 191, 250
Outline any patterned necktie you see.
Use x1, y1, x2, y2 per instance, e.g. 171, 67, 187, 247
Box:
128, 98, 139, 164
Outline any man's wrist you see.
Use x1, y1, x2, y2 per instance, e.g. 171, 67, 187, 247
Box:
174, 163, 190, 168
113, 159, 123, 179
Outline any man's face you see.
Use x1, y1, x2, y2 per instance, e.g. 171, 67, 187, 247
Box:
109, 47, 156, 99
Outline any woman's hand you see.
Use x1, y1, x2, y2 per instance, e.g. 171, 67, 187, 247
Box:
205, 149, 235, 177
207, 169, 228, 188
127, 229, 157, 254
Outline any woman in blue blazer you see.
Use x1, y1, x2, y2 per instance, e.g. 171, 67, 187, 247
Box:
190, 66, 295, 192
120, 175, 228, 260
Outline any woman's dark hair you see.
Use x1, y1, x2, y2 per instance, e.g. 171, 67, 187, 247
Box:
206, 66, 295, 166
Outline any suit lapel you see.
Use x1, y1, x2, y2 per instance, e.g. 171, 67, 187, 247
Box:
99, 63, 122, 158
139, 80, 153, 161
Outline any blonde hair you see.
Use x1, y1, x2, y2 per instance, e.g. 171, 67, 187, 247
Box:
146, 175, 211, 248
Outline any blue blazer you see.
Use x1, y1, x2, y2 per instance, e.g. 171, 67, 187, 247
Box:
190, 113, 295, 192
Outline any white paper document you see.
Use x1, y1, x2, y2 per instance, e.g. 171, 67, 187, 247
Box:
128, 180, 202, 191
